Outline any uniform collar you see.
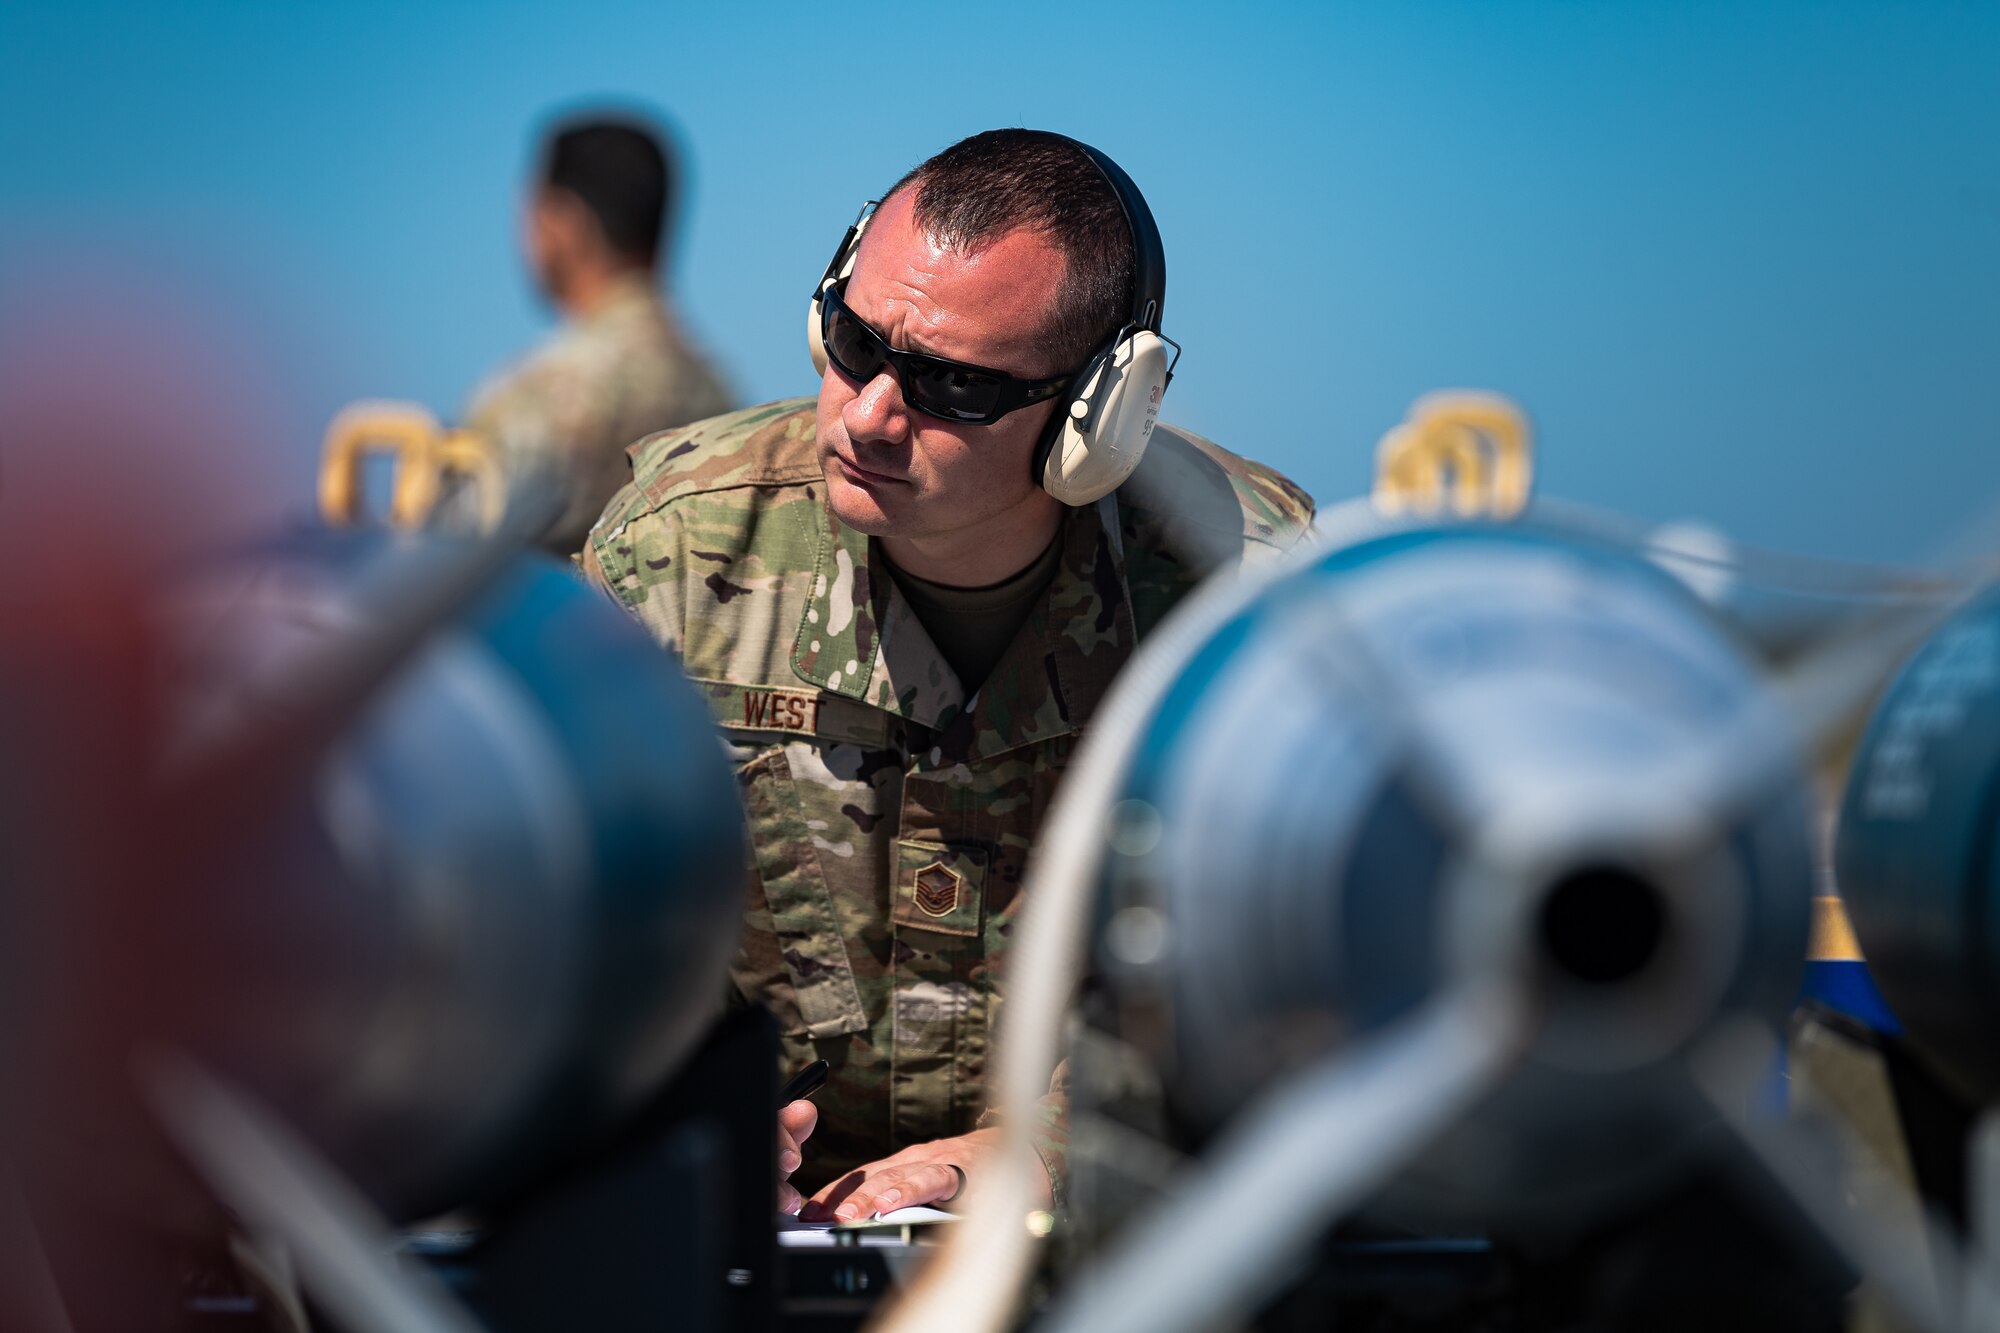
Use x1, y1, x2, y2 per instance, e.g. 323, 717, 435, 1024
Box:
791, 494, 1137, 758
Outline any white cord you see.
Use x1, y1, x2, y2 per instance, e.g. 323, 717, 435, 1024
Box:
870, 531, 1333, 1333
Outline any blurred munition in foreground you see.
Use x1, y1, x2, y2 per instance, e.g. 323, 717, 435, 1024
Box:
157, 530, 747, 1219
1088, 523, 1812, 1193
7, 524, 750, 1331
1033, 517, 1822, 1333
1838, 588, 2000, 1102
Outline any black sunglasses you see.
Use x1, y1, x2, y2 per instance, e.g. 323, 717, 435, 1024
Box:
819, 281, 1075, 425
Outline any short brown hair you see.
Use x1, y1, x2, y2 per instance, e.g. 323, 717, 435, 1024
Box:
889, 129, 1135, 373
541, 115, 675, 266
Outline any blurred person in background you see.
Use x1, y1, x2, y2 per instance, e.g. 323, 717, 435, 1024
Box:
465, 111, 733, 554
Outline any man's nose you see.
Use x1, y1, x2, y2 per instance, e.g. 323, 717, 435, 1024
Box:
842, 366, 911, 445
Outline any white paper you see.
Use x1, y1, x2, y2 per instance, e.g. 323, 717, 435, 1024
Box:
777, 1204, 958, 1231
776, 1204, 960, 1245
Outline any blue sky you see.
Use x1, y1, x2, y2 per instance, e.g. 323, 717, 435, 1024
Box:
3, 1, 1996, 563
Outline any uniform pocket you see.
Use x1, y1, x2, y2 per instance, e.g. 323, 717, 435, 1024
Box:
892, 839, 987, 938
737, 749, 869, 1039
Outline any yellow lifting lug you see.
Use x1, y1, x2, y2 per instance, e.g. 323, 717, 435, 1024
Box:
318, 402, 506, 533
1372, 391, 1533, 521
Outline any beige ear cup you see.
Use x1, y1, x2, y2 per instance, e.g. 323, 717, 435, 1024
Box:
807, 291, 833, 376
1040, 330, 1172, 506
807, 207, 874, 377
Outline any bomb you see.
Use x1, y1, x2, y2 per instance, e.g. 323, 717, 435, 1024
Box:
1085, 519, 1816, 1225
46, 530, 748, 1224
1836, 586, 2000, 1105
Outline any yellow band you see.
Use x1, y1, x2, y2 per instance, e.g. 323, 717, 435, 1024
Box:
1808, 894, 1864, 963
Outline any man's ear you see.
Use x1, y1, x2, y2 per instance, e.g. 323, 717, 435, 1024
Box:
534, 188, 596, 255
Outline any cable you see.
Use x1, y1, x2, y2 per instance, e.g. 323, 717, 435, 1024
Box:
870, 529, 1339, 1333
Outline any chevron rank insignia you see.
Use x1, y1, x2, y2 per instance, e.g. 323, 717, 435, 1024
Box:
913, 861, 962, 918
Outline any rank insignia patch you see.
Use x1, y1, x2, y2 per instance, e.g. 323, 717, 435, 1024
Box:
913, 861, 962, 918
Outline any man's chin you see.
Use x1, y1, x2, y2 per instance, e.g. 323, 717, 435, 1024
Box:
821, 468, 905, 535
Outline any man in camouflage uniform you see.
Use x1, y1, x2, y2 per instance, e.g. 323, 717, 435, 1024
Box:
466, 114, 732, 555
582, 130, 1313, 1220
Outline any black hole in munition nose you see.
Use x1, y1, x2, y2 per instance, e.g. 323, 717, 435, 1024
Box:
1539, 865, 1666, 985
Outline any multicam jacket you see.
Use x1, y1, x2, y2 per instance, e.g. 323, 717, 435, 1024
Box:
581, 398, 1314, 1197
465, 274, 733, 555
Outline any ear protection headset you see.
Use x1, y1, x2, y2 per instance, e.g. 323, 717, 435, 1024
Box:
806, 132, 1178, 507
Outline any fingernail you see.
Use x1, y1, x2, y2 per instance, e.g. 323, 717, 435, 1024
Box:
834, 1204, 858, 1221
780, 1150, 801, 1173
876, 1190, 901, 1210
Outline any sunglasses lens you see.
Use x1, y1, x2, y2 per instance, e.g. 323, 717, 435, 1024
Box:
824, 300, 886, 382
822, 285, 1019, 424
903, 359, 1005, 423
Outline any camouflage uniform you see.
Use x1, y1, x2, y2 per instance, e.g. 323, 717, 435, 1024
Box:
581, 398, 1314, 1198
465, 274, 733, 554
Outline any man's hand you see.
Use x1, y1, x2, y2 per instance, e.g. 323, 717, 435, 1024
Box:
777, 1099, 818, 1215
799, 1126, 1053, 1223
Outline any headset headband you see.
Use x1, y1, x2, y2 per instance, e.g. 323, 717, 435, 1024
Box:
1050, 133, 1167, 338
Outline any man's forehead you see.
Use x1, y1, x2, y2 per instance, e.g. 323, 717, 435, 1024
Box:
855, 190, 1064, 285
848, 196, 1067, 370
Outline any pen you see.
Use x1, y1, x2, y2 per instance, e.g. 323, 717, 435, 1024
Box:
778, 1058, 830, 1108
